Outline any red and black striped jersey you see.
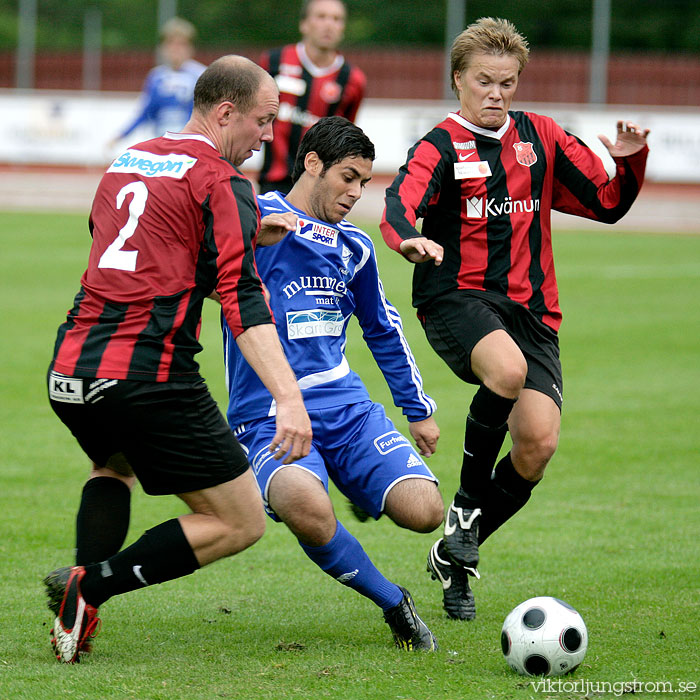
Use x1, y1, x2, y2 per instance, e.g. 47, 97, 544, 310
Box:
381, 111, 648, 331
258, 42, 366, 188
51, 132, 272, 382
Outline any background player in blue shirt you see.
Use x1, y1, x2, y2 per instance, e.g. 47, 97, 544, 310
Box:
110, 18, 205, 145
223, 116, 444, 651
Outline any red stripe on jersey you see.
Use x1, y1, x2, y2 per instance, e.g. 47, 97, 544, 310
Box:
537, 233, 561, 331
52, 319, 94, 377
155, 289, 193, 379
209, 176, 266, 338
52, 292, 108, 376
502, 125, 536, 307
216, 186, 246, 337
455, 190, 489, 292
454, 130, 489, 291
381, 140, 443, 251
94, 303, 145, 379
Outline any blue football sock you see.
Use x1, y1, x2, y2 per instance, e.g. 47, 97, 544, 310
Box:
299, 521, 403, 611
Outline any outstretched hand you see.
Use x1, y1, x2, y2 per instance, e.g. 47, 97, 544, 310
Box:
398, 237, 444, 265
598, 120, 650, 158
257, 212, 298, 247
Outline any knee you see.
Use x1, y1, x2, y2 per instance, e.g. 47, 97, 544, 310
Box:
220, 511, 266, 557
385, 481, 444, 533
485, 358, 527, 399
267, 467, 336, 546
415, 496, 445, 533
278, 503, 337, 547
241, 512, 267, 550
512, 433, 559, 481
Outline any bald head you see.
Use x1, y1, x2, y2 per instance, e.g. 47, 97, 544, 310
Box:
193, 55, 276, 115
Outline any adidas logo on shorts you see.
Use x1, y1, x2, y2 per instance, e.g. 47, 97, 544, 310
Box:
406, 453, 423, 468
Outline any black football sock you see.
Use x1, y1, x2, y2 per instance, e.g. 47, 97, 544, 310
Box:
75, 477, 131, 565
80, 518, 200, 608
455, 385, 516, 508
478, 452, 540, 544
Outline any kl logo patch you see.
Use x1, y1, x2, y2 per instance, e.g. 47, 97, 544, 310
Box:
513, 141, 537, 167
49, 372, 84, 404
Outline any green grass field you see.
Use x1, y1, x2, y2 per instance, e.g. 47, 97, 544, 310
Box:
1, 211, 698, 699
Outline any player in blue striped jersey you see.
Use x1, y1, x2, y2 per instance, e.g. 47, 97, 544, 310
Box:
222, 116, 444, 650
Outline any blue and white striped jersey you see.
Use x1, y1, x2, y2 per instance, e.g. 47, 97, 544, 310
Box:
223, 191, 436, 426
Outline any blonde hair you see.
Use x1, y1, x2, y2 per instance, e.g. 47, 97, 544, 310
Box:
450, 17, 530, 94
160, 17, 197, 44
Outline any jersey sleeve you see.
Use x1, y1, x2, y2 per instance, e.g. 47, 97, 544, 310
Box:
551, 123, 648, 223
210, 173, 273, 337
118, 71, 159, 139
350, 239, 436, 421
380, 135, 447, 252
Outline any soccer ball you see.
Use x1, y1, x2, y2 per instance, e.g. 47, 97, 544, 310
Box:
501, 596, 588, 677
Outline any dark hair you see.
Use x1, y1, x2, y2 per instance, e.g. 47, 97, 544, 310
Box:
193, 55, 267, 114
300, 0, 347, 20
291, 116, 375, 182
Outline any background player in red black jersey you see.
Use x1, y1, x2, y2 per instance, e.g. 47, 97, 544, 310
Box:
43, 56, 312, 663
257, 0, 366, 194
381, 17, 649, 621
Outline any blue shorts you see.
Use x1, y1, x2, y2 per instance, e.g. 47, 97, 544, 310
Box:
234, 401, 438, 521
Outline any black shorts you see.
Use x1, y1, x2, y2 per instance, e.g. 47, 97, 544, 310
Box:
420, 290, 563, 409
47, 371, 249, 495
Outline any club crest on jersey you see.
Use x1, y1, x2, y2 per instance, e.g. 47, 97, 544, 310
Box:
320, 81, 342, 103
513, 141, 537, 167
296, 217, 338, 247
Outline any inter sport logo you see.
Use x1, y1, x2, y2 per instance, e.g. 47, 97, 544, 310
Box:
296, 218, 339, 247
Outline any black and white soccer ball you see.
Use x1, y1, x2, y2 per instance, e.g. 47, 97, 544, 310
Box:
501, 596, 588, 677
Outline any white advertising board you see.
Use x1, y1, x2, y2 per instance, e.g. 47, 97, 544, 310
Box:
0, 90, 698, 183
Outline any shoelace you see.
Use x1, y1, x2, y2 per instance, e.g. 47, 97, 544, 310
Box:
78, 611, 102, 653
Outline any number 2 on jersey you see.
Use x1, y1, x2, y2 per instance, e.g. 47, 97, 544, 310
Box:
98, 181, 148, 271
